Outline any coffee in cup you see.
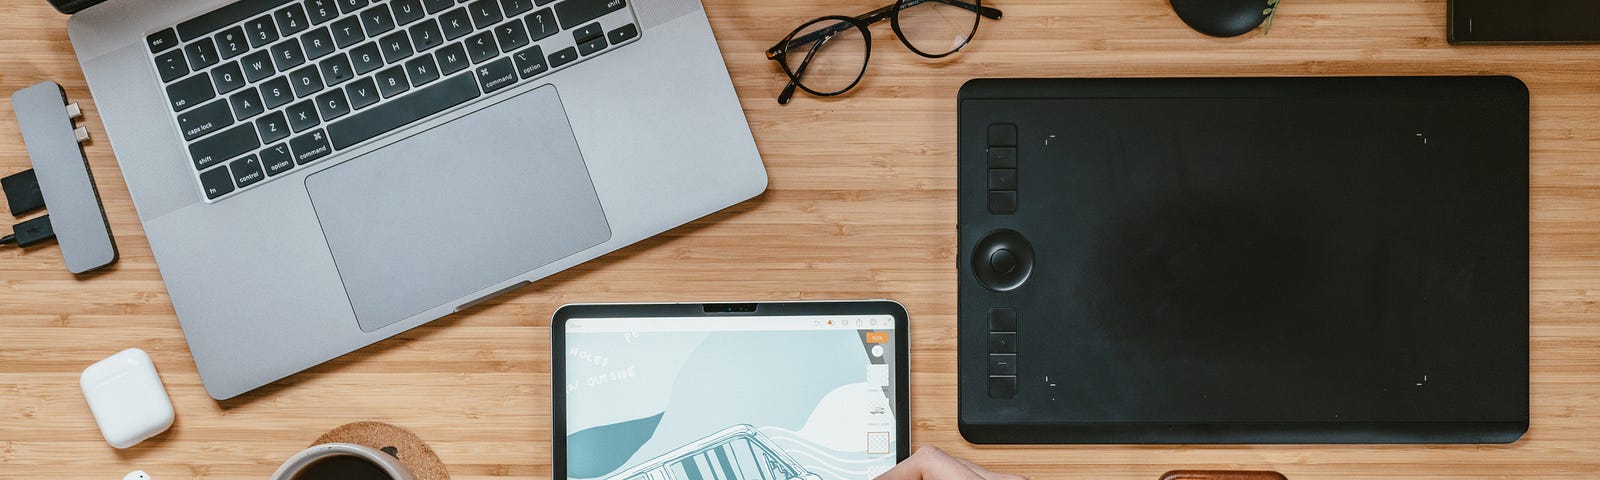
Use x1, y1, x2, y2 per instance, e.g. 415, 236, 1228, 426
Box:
270, 443, 416, 480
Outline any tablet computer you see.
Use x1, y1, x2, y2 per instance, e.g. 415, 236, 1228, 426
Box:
554, 301, 911, 480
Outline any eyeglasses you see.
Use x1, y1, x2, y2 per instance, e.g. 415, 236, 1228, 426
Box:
766, 0, 1003, 104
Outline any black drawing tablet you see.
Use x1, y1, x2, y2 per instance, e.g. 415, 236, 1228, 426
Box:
957, 77, 1529, 444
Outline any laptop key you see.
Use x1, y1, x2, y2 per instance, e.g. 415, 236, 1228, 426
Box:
290, 129, 332, 165
166, 74, 216, 112
185, 38, 220, 70
319, 53, 355, 86
554, 0, 626, 30
380, 31, 415, 64
547, 46, 578, 68
302, 27, 337, 60
288, 65, 325, 97
475, 57, 516, 93
326, 73, 480, 150
393, 0, 427, 25
260, 143, 296, 176
244, 16, 279, 48
330, 16, 367, 49
189, 123, 260, 170
230, 155, 266, 188
406, 56, 441, 87
276, 3, 312, 35
501, 0, 535, 17
336, 0, 370, 15
440, 8, 475, 40
375, 66, 411, 98
572, 22, 603, 43
302, 0, 336, 25
435, 43, 471, 75
285, 100, 322, 132
259, 76, 295, 109
361, 4, 397, 36
512, 45, 546, 79
198, 165, 235, 199
468, 0, 503, 29
215, 27, 250, 59
423, 0, 454, 14
465, 31, 499, 63
409, 19, 445, 51
176, 99, 234, 141
607, 23, 638, 45
525, 8, 557, 41
270, 39, 306, 70
256, 111, 292, 144
349, 43, 385, 74
154, 49, 190, 83
147, 28, 180, 54
240, 50, 276, 83
345, 77, 381, 109
576, 34, 607, 56
316, 89, 352, 121
229, 88, 267, 120
496, 20, 530, 52
211, 61, 248, 94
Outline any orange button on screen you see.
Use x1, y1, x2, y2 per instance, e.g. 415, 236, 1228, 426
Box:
865, 332, 889, 344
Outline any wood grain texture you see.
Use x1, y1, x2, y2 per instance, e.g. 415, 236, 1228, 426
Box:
2, 0, 1598, 479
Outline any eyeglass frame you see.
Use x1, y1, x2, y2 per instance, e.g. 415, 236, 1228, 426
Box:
765, 0, 1004, 104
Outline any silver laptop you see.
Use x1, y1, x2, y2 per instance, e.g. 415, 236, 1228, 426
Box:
62, 0, 767, 399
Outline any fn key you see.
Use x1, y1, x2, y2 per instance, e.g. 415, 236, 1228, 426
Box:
199, 166, 235, 199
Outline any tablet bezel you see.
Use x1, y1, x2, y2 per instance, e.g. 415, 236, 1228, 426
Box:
552, 300, 913, 479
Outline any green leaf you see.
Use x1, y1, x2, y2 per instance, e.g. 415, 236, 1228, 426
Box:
1262, 0, 1280, 34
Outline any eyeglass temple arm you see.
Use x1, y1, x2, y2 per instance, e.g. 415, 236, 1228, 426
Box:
765, 1, 1002, 58
778, 33, 833, 104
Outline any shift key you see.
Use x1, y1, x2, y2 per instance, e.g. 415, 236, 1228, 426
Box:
555, 0, 625, 30
189, 124, 260, 170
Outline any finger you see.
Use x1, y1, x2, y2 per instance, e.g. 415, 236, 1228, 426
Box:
953, 456, 1027, 480
876, 446, 987, 480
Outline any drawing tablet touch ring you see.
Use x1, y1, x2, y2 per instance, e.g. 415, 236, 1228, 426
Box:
972, 229, 1034, 292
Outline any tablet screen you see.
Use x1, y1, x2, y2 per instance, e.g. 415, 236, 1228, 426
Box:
563, 314, 901, 480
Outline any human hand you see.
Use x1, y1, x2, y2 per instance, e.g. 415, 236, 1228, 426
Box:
876, 446, 1026, 480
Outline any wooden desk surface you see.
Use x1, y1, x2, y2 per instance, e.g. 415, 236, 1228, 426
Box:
3, 0, 1598, 478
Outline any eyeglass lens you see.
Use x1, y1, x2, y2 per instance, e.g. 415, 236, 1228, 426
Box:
784, 19, 871, 95
896, 0, 981, 57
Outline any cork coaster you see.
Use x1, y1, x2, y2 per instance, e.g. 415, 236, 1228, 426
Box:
1161, 471, 1287, 480
312, 422, 450, 480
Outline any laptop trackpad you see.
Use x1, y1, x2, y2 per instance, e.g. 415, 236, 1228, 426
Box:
306, 86, 611, 332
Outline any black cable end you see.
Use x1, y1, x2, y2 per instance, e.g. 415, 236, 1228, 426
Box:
9, 215, 56, 248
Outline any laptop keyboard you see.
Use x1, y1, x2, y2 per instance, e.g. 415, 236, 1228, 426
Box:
147, 0, 640, 202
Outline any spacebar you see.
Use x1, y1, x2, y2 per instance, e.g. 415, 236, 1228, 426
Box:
327, 74, 482, 151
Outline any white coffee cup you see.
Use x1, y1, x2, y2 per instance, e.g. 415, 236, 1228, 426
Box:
269, 443, 417, 480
